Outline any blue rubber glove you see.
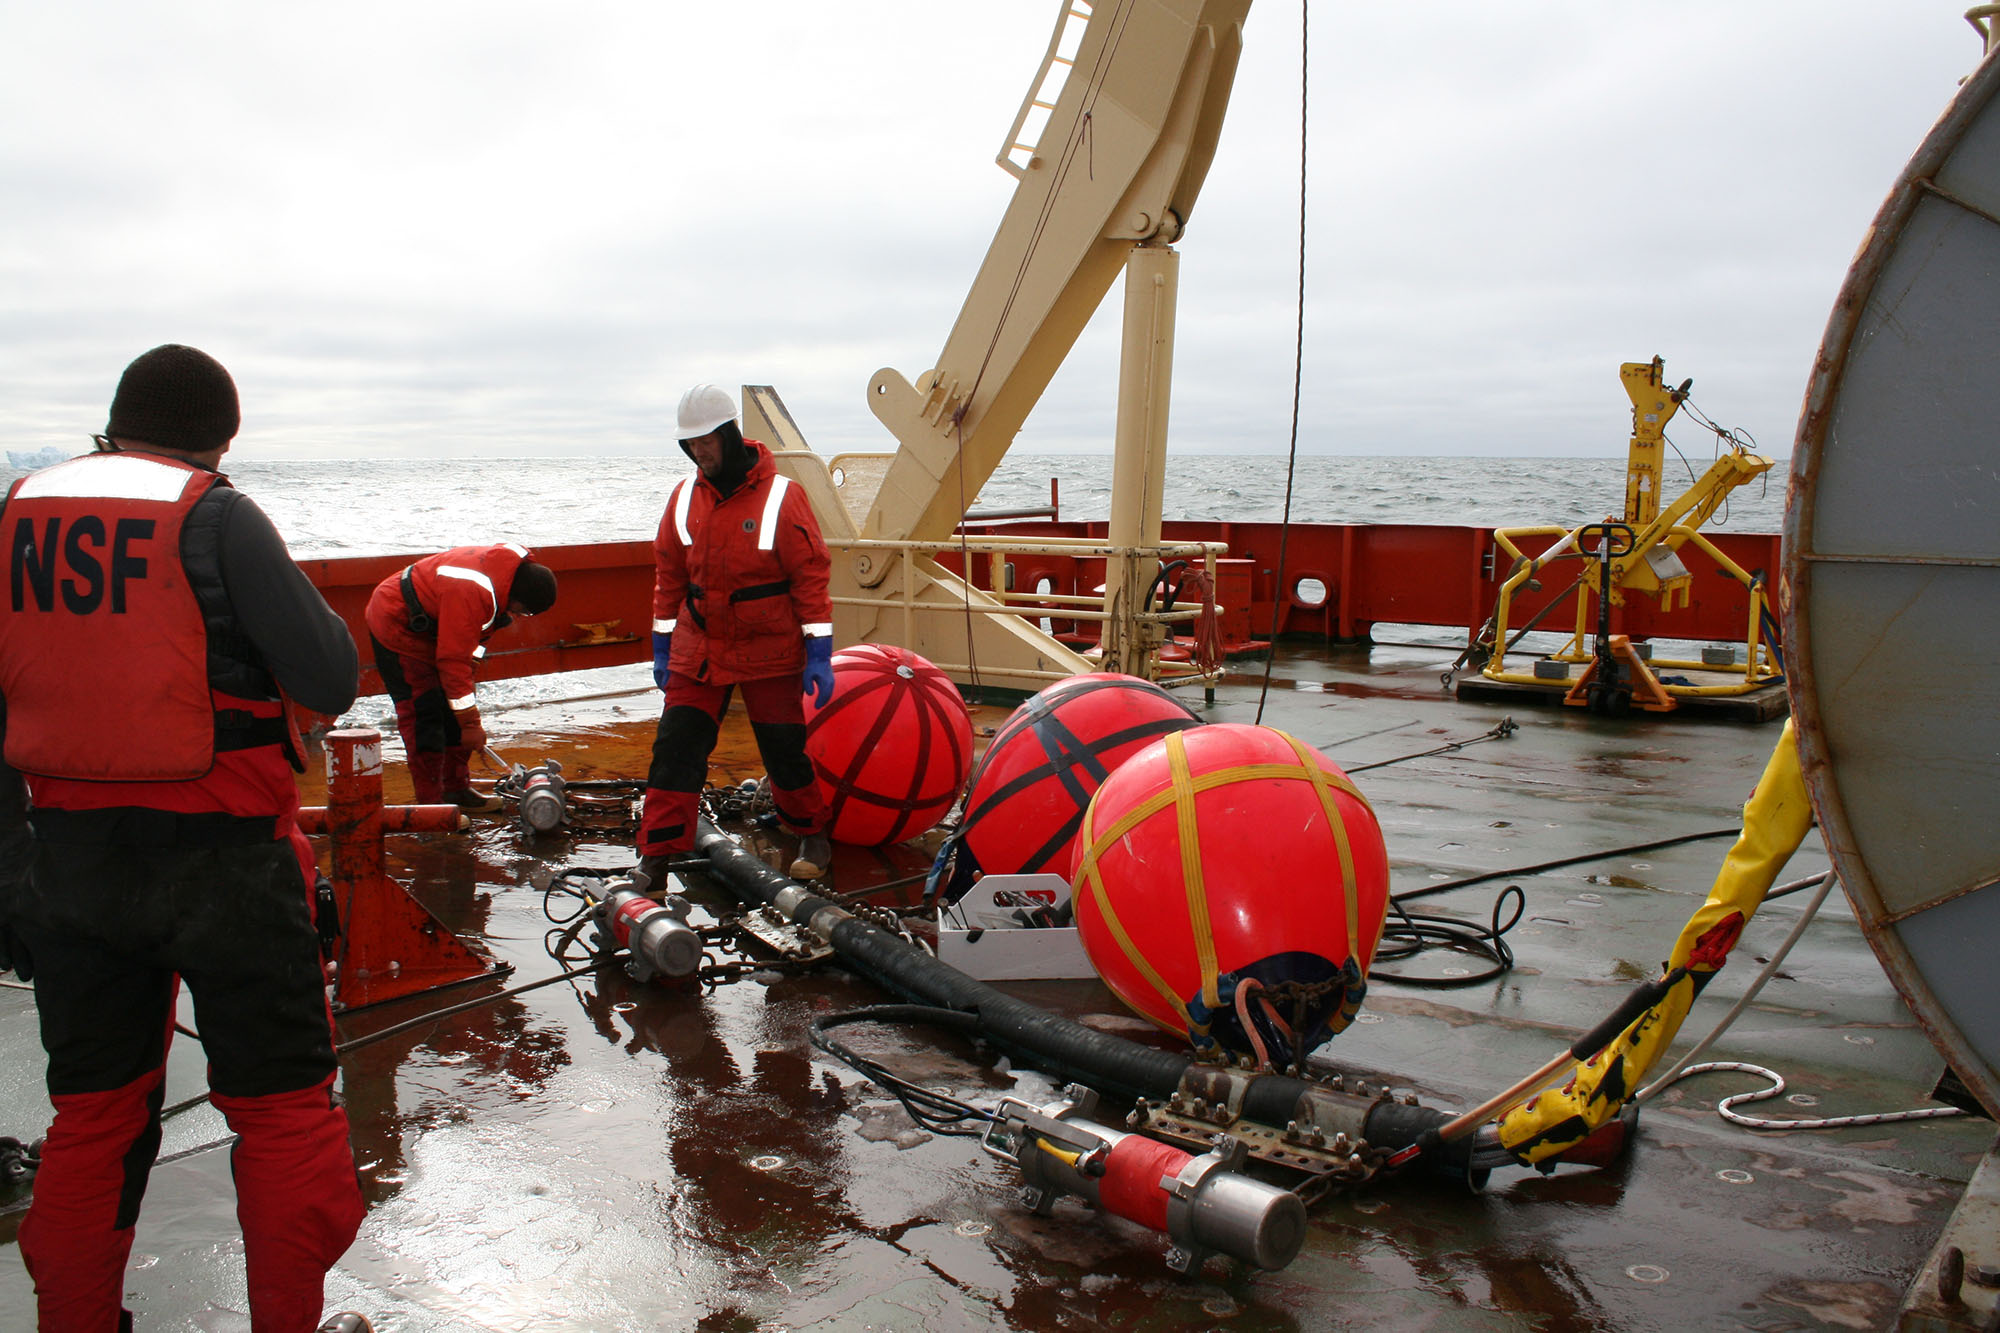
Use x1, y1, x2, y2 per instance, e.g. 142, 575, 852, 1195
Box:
803, 635, 834, 706
652, 631, 673, 691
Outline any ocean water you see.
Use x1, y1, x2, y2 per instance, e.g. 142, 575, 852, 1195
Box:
0, 451, 1793, 559
0, 450, 1789, 725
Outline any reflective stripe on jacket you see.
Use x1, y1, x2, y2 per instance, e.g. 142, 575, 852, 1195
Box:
652, 440, 832, 684
364, 543, 533, 710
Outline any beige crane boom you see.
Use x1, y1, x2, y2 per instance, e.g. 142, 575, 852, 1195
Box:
750, 0, 1252, 689
864, 0, 1249, 547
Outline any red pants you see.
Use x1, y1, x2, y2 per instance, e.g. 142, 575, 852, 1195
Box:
371, 633, 475, 802
15, 830, 364, 1331
638, 672, 827, 856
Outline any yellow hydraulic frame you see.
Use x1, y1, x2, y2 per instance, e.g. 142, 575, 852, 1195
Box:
750, 0, 1253, 691
1478, 358, 1782, 700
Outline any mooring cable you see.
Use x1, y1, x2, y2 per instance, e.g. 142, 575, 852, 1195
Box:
1391, 825, 1742, 907
1253, 0, 1310, 729
1343, 717, 1519, 774
334, 961, 605, 1056
1626, 870, 1966, 1130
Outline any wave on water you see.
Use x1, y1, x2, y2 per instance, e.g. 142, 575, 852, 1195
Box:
0, 451, 1789, 727
1, 453, 1789, 560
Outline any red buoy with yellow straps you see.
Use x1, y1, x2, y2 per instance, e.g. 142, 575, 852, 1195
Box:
1070, 723, 1390, 1063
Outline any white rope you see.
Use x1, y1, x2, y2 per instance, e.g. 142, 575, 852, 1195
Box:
1633, 870, 1838, 1104
1634, 868, 1966, 1131
1661, 1061, 1965, 1131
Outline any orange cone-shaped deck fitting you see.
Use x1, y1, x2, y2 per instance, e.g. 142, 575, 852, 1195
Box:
805, 645, 972, 846
1070, 724, 1390, 1058
958, 672, 1202, 879
299, 727, 504, 1010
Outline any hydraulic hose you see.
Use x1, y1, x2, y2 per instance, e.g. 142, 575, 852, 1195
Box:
690, 819, 1455, 1161
693, 818, 1186, 1101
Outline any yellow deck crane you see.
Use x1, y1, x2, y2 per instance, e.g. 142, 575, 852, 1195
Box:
736, 0, 1253, 692
1472, 357, 1783, 714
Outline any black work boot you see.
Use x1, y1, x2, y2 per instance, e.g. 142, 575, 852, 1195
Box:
789, 833, 833, 881
630, 855, 673, 897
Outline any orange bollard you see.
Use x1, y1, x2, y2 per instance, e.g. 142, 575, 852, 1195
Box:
298, 727, 509, 1010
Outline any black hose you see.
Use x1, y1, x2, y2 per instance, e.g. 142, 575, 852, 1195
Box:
693, 819, 1188, 1101
690, 820, 1454, 1160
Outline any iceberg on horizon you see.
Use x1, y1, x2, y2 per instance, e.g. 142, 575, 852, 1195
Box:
7, 446, 76, 471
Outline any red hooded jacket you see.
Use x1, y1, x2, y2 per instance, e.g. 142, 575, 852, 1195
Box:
652, 440, 831, 684
365, 543, 535, 713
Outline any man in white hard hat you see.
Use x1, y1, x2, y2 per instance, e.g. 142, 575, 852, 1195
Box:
637, 383, 836, 883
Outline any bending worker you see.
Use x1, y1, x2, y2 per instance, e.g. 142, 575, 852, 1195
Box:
364, 543, 557, 809
0, 345, 367, 1328
637, 383, 835, 885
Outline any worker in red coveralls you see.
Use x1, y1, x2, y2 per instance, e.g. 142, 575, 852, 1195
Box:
0, 345, 371, 1331
636, 383, 835, 886
363, 545, 557, 810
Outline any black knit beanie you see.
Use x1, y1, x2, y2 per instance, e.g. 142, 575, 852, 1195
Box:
105, 344, 240, 452
508, 561, 558, 615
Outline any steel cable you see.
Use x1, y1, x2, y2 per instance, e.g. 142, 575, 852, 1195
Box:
1254, 0, 1310, 728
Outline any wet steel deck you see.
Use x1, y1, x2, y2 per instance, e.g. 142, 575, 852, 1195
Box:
2, 640, 1992, 1330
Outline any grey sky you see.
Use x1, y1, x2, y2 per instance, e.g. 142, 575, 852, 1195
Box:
0, 3, 1980, 460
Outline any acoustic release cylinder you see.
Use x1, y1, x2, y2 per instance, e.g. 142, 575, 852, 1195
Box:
594, 885, 702, 983
984, 1091, 1306, 1273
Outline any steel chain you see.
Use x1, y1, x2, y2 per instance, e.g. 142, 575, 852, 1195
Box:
0, 1135, 41, 1186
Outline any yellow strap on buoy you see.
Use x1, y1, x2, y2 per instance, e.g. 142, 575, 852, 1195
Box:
1164, 733, 1224, 1012
1278, 730, 1376, 964
1075, 775, 1194, 1031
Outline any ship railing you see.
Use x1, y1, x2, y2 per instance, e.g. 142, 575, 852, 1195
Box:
1481, 521, 1781, 694
823, 532, 1226, 687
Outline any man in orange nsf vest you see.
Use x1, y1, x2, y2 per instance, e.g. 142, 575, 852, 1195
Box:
0, 345, 368, 1330
363, 545, 557, 809
637, 383, 835, 885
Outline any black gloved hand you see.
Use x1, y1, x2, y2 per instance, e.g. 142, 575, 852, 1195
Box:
0, 923, 30, 983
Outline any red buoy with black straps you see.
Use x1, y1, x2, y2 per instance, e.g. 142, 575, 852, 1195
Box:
942, 672, 1202, 899
805, 645, 972, 846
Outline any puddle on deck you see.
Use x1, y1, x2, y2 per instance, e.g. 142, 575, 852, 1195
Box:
3, 646, 1990, 1329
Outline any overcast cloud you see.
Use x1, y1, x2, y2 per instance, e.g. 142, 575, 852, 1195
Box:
0, 3, 1979, 460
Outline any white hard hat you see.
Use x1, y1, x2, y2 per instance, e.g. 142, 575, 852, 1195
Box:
676, 383, 738, 440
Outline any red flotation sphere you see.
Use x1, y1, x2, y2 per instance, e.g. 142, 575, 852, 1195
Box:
954, 672, 1202, 886
1070, 723, 1390, 1061
805, 645, 973, 846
